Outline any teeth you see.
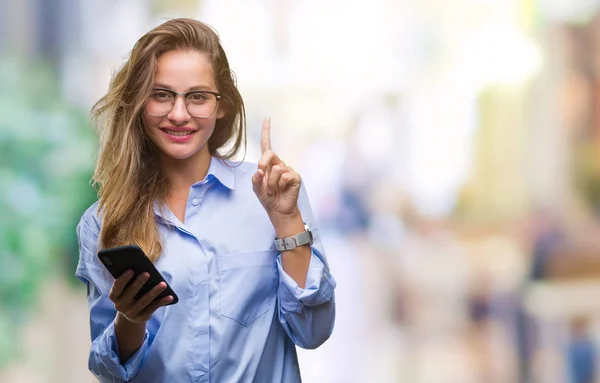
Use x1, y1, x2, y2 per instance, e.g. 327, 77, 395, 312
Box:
165, 129, 193, 136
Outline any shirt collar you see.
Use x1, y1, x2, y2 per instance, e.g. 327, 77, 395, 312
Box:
204, 156, 236, 190
153, 156, 236, 221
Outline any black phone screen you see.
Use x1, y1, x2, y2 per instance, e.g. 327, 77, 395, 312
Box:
97, 244, 179, 305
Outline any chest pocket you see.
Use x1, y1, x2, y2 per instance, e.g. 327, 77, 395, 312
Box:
216, 249, 278, 326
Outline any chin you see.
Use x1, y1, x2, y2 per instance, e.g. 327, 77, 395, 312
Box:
162, 147, 204, 161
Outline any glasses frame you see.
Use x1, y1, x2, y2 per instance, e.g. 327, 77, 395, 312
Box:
145, 87, 222, 118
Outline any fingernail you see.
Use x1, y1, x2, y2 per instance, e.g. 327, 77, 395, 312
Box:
267, 188, 273, 195
256, 171, 263, 179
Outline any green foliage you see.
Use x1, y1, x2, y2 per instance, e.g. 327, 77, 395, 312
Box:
0, 58, 97, 368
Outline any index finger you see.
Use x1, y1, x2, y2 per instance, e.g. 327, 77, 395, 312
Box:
261, 117, 271, 153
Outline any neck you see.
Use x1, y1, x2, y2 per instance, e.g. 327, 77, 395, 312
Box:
161, 147, 212, 193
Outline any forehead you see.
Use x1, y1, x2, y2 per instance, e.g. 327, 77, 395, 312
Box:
154, 50, 215, 90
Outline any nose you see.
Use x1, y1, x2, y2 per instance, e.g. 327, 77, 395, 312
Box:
167, 95, 190, 124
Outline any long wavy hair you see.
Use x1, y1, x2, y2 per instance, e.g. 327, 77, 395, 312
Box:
91, 18, 246, 261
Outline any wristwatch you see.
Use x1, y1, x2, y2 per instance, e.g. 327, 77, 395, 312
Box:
274, 223, 313, 251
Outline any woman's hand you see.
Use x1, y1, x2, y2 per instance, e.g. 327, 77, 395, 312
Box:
252, 118, 302, 225
109, 270, 173, 324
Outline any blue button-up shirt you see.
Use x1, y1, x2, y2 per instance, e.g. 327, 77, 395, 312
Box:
75, 157, 336, 383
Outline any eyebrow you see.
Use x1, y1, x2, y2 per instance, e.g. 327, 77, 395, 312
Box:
153, 83, 213, 92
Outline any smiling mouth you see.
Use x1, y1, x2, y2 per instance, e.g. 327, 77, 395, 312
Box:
161, 129, 196, 136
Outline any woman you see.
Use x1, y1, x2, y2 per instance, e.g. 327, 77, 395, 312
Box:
75, 18, 336, 383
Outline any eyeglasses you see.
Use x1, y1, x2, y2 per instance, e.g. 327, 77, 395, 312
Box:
145, 88, 222, 118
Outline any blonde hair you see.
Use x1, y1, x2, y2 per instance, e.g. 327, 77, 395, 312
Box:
91, 18, 246, 261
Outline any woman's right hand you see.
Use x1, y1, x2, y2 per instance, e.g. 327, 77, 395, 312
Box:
109, 270, 173, 324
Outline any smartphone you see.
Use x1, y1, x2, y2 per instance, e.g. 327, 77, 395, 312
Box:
98, 244, 179, 305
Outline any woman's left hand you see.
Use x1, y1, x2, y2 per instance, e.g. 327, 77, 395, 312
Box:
252, 118, 302, 223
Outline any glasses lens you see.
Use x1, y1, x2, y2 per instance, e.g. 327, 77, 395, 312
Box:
187, 92, 218, 118
146, 90, 174, 116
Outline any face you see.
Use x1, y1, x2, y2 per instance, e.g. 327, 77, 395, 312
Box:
142, 49, 224, 163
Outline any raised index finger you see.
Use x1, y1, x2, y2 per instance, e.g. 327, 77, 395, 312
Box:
261, 117, 271, 154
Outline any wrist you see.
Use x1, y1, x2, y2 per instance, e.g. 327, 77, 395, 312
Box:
269, 210, 304, 238
114, 312, 146, 363
115, 311, 146, 328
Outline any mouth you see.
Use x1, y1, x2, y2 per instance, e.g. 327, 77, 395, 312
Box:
160, 128, 197, 137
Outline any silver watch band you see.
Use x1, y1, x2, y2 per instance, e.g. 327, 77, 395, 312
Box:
274, 224, 313, 251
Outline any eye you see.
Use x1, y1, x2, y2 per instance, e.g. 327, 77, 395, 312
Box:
151, 90, 172, 101
187, 92, 209, 103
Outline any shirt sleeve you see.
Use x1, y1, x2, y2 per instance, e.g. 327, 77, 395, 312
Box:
276, 183, 337, 349
75, 206, 150, 382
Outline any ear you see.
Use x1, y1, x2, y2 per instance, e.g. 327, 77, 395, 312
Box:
216, 105, 226, 119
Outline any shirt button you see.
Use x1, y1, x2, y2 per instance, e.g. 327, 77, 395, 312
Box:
191, 199, 199, 206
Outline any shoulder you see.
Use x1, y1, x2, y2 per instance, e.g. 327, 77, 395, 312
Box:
78, 200, 102, 234
76, 201, 103, 270
220, 158, 258, 187
223, 158, 258, 175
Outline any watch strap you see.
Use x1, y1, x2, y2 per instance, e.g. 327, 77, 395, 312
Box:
274, 224, 313, 251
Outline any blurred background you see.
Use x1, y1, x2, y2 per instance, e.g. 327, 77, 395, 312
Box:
4, 0, 600, 382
